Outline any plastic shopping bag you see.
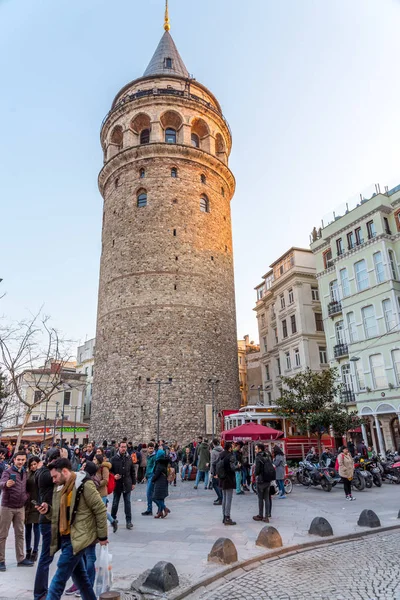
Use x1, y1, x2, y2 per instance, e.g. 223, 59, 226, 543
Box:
95, 545, 113, 596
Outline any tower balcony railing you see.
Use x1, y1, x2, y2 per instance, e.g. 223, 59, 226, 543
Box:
328, 300, 342, 316
340, 387, 356, 403
334, 343, 349, 358
102, 87, 232, 135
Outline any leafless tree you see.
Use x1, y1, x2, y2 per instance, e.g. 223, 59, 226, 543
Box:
0, 310, 82, 449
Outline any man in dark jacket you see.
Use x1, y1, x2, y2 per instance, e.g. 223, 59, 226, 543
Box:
0, 450, 33, 571
110, 441, 136, 529
210, 439, 223, 505
33, 447, 61, 600
253, 443, 273, 523
218, 442, 237, 526
0, 447, 7, 480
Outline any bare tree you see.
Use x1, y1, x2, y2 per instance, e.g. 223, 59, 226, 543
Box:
0, 311, 82, 449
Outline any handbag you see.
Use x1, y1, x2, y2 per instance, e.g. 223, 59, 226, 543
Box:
95, 545, 113, 596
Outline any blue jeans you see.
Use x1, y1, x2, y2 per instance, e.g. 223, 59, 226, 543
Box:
34, 522, 53, 600
146, 475, 154, 513
46, 535, 96, 600
181, 464, 192, 480
195, 470, 209, 487
277, 479, 286, 496
25, 522, 40, 552
235, 471, 242, 493
154, 499, 166, 512
111, 489, 132, 524
101, 496, 114, 524
83, 543, 96, 587
212, 476, 223, 501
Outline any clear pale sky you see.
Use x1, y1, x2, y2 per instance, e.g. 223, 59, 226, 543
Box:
1, 0, 399, 349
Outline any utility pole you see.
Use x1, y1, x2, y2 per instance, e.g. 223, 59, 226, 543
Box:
146, 378, 173, 441
43, 399, 49, 447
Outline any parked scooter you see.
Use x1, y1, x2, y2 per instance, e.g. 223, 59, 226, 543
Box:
357, 456, 382, 487
297, 453, 333, 492
354, 457, 374, 488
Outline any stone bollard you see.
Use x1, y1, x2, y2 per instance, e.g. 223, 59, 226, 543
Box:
143, 561, 179, 593
208, 537, 238, 564
100, 593, 120, 600
256, 526, 283, 549
357, 509, 381, 528
308, 517, 333, 537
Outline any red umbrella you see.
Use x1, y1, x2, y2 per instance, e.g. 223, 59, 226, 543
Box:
221, 422, 284, 441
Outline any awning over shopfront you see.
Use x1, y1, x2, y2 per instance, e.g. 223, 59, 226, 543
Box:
221, 422, 284, 441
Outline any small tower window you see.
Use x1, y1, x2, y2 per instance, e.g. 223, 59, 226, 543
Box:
191, 133, 200, 148
171, 167, 178, 178
140, 129, 150, 145
115, 177, 119, 188
165, 128, 177, 144
200, 195, 209, 213
221, 187, 225, 197
137, 192, 147, 208
139, 168, 145, 178
201, 174, 206, 184
164, 57, 173, 69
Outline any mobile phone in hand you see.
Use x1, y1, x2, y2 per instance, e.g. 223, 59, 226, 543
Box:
31, 500, 38, 506
9, 474, 16, 482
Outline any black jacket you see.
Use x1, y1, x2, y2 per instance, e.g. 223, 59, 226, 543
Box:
110, 452, 136, 493
35, 465, 54, 524
152, 457, 169, 500
255, 451, 272, 484
219, 450, 237, 490
182, 453, 194, 466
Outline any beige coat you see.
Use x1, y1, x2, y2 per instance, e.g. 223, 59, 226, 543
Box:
338, 452, 354, 479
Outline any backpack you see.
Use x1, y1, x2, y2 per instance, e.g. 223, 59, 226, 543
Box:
107, 472, 116, 495
262, 457, 276, 483
216, 456, 227, 480
167, 466, 175, 483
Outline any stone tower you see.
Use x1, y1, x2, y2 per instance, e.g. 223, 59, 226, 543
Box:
90, 6, 240, 443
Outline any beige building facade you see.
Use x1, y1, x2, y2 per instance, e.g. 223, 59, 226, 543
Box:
237, 335, 261, 406
255, 248, 328, 404
76, 338, 95, 422
90, 17, 240, 442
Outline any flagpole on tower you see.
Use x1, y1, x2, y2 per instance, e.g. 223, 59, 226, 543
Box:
164, 0, 171, 31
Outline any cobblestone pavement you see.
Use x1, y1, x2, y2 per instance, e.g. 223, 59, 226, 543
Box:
196, 531, 400, 600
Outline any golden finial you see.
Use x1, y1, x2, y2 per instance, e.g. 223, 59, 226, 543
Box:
164, 0, 171, 31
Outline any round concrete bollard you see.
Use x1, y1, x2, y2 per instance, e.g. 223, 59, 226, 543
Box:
100, 593, 120, 600
208, 537, 238, 564
357, 509, 381, 528
143, 561, 179, 592
308, 517, 333, 537
256, 525, 283, 549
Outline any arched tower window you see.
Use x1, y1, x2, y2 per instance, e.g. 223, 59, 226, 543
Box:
200, 195, 209, 213
139, 168, 145, 178
216, 133, 226, 155
137, 191, 147, 208
140, 129, 150, 145
171, 167, 178, 178
110, 125, 123, 150
164, 57, 173, 69
165, 128, 177, 144
221, 187, 225, 197
191, 133, 200, 148
201, 174, 206, 184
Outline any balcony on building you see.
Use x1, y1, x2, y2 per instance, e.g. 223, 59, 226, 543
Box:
334, 343, 349, 358
340, 387, 355, 403
328, 300, 342, 316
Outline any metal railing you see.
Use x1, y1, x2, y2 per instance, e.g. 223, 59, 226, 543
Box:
334, 343, 349, 358
328, 301, 342, 316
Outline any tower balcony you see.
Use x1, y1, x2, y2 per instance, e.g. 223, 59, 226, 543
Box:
334, 343, 349, 358
328, 300, 342, 316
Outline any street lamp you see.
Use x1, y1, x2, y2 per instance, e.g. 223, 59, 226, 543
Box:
208, 376, 220, 437
146, 377, 173, 441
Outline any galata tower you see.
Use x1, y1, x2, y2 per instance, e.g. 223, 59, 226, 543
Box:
90, 3, 240, 443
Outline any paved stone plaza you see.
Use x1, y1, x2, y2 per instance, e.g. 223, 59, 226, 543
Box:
0, 481, 399, 598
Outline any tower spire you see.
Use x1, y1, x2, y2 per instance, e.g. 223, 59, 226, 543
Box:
164, 0, 171, 31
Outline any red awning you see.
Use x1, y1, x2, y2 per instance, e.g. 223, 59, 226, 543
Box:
221, 422, 284, 441
348, 427, 362, 433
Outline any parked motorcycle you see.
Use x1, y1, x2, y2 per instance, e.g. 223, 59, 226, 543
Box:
353, 457, 373, 488
377, 453, 400, 484
357, 456, 382, 487
297, 455, 333, 492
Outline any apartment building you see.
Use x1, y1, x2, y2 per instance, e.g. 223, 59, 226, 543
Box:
310, 183, 400, 453
237, 335, 262, 406
76, 338, 95, 422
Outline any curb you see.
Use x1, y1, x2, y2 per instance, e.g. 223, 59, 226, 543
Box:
167, 523, 400, 600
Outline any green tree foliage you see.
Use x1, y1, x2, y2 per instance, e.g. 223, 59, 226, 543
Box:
274, 368, 363, 454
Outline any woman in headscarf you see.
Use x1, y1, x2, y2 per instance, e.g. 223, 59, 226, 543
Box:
152, 449, 170, 518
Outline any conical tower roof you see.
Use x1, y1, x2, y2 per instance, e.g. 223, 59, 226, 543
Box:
143, 30, 189, 79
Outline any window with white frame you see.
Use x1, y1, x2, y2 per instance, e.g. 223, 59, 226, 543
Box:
277, 358, 281, 376
319, 346, 328, 364
291, 314, 297, 334
391, 349, 400, 385
261, 313, 265, 327
288, 288, 294, 304
346, 311, 358, 343
311, 287, 319, 301
263, 336, 267, 353
285, 351, 291, 370
294, 348, 300, 367
354, 259, 369, 291
340, 268, 350, 297
362, 305, 378, 338
329, 280, 340, 302
382, 298, 396, 332
341, 363, 353, 390
355, 361, 366, 391
335, 320, 346, 345
280, 294, 285, 309
369, 354, 387, 389
265, 364, 270, 380
373, 251, 385, 284
388, 250, 398, 280
31, 415, 39, 421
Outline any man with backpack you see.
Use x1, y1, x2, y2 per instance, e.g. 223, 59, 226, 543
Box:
216, 442, 237, 526
253, 443, 274, 523
110, 441, 136, 530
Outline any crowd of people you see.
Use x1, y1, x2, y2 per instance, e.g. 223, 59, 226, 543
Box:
0, 435, 290, 599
